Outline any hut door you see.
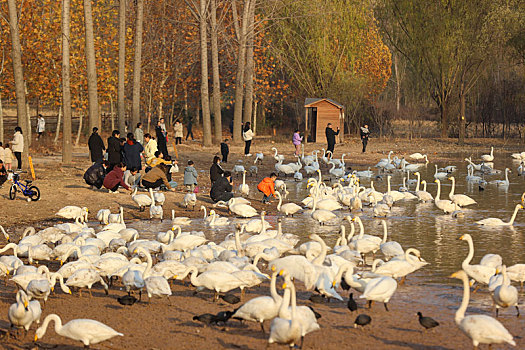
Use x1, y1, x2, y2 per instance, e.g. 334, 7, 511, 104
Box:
308, 108, 317, 142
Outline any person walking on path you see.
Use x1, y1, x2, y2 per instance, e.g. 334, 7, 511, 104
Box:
210, 170, 233, 203
186, 117, 194, 141
83, 160, 109, 189
292, 129, 303, 157
325, 123, 339, 155
142, 163, 175, 191
88, 127, 105, 163
156, 120, 168, 158
174, 120, 183, 144
220, 138, 229, 163
123, 133, 144, 171
107, 130, 122, 171
11, 126, 24, 171
184, 160, 198, 192
103, 162, 132, 193
36, 114, 45, 140
210, 156, 224, 185
134, 122, 144, 145
360, 124, 370, 153
257, 173, 277, 204
243, 122, 254, 157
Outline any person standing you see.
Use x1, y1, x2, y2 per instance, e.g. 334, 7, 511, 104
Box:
134, 122, 144, 145
243, 122, 254, 157
174, 120, 183, 144
36, 114, 45, 140
123, 133, 144, 171
292, 129, 303, 157
210, 156, 224, 185
184, 160, 198, 192
11, 126, 24, 171
325, 123, 340, 155
186, 117, 194, 141
156, 120, 168, 158
220, 138, 229, 163
3, 144, 13, 171
360, 124, 370, 153
210, 170, 233, 203
107, 130, 122, 171
88, 127, 105, 163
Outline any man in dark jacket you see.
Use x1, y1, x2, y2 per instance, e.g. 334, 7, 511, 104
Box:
155, 121, 169, 158
325, 123, 340, 155
88, 127, 105, 163
83, 160, 108, 189
210, 170, 233, 203
360, 124, 370, 153
123, 133, 144, 170
107, 130, 122, 171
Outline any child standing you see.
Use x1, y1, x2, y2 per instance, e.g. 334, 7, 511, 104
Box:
3, 143, 13, 171
184, 160, 198, 192
220, 138, 230, 163
292, 129, 303, 157
257, 172, 277, 204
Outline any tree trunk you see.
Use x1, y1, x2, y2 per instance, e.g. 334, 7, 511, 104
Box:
210, 0, 222, 143
242, 1, 256, 125
459, 82, 466, 146
232, 0, 252, 144
0, 93, 3, 144
199, 0, 212, 146
440, 100, 448, 138
54, 101, 62, 144
117, 0, 126, 133
7, 0, 29, 154
24, 82, 32, 146
394, 53, 401, 112
62, 0, 72, 162
184, 83, 188, 121
75, 112, 83, 146
110, 95, 115, 130
83, 0, 100, 133
158, 61, 168, 122
253, 99, 257, 134
131, 0, 144, 128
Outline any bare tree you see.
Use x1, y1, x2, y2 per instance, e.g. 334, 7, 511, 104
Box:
0, 48, 5, 144
199, 0, 212, 146
242, 1, 256, 124
117, 0, 126, 132
7, 0, 29, 154
62, 0, 72, 164
131, 0, 144, 128
84, 0, 100, 133
210, 0, 222, 143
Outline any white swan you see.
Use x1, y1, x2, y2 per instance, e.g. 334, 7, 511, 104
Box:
459, 234, 495, 286
328, 162, 345, 178
8, 290, 41, 331
450, 270, 515, 348
66, 268, 108, 296
177, 266, 246, 300
209, 210, 230, 226
448, 176, 476, 207
489, 168, 511, 187
229, 201, 258, 218
238, 170, 250, 196
132, 187, 152, 211
493, 265, 519, 317
359, 275, 398, 311
414, 173, 433, 202
434, 179, 459, 214
276, 191, 302, 216
475, 204, 523, 226
379, 221, 403, 260
481, 146, 494, 162
271, 147, 285, 162
268, 280, 302, 348
311, 192, 337, 225
433, 165, 448, 180
149, 188, 163, 221
56, 206, 88, 221
108, 206, 124, 223
254, 152, 264, 164
35, 314, 123, 347
95, 209, 111, 224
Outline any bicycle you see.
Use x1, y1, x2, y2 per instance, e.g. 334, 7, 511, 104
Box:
9, 171, 41, 201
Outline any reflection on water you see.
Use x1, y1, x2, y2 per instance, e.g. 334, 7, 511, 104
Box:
102, 151, 525, 292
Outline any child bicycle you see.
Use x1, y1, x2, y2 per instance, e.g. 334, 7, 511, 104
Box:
9, 171, 41, 201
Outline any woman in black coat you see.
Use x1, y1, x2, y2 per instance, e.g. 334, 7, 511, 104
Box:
210, 156, 224, 184
123, 133, 144, 170
107, 130, 122, 170
88, 127, 105, 163
156, 121, 168, 158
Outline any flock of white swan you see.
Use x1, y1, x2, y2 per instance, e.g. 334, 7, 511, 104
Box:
1, 145, 525, 348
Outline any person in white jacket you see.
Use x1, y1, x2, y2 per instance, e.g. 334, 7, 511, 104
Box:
242, 122, 254, 156
11, 126, 24, 170
36, 114, 45, 140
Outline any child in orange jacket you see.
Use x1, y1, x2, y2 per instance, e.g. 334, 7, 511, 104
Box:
257, 172, 277, 204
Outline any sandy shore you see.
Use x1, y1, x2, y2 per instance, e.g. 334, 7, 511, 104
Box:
1, 137, 524, 349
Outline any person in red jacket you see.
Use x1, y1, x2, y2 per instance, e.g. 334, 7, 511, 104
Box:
257, 172, 278, 204
103, 162, 132, 194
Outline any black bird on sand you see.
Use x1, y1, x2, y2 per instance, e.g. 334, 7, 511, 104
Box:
215, 311, 234, 324
220, 294, 240, 305
309, 294, 327, 304
193, 313, 216, 325
347, 293, 358, 312
354, 314, 371, 328
117, 295, 138, 306
417, 312, 439, 330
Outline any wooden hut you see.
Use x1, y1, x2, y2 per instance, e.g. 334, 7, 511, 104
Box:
304, 98, 344, 143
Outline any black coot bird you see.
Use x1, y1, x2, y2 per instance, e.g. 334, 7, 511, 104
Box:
220, 294, 240, 305
417, 312, 439, 330
309, 294, 327, 304
193, 313, 216, 325
347, 293, 358, 312
117, 295, 138, 306
354, 314, 371, 328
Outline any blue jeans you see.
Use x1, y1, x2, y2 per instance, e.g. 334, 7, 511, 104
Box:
262, 193, 272, 203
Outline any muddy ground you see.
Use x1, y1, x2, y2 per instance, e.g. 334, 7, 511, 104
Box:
0, 137, 524, 349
